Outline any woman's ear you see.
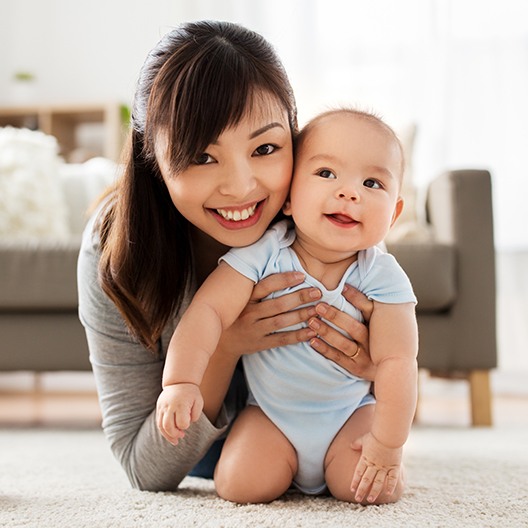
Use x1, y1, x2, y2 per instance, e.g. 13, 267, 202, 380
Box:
283, 197, 293, 216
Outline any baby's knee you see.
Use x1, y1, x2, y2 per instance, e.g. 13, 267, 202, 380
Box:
214, 465, 279, 504
215, 453, 295, 504
214, 468, 248, 503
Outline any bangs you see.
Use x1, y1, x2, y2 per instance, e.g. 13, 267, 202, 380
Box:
144, 31, 296, 175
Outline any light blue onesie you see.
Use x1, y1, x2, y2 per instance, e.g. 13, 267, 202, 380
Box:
220, 220, 417, 494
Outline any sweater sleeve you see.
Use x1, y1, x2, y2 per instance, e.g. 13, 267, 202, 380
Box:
77, 211, 228, 491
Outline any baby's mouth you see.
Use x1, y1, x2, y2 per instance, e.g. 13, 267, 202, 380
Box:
326, 213, 356, 224
215, 202, 259, 222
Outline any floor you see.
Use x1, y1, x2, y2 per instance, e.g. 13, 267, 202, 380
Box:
0, 370, 526, 429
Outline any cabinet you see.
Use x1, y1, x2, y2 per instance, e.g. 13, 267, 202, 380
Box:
0, 103, 128, 162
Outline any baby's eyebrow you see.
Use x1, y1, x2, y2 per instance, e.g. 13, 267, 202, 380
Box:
305, 154, 393, 173
368, 166, 395, 178
306, 153, 340, 164
249, 122, 285, 139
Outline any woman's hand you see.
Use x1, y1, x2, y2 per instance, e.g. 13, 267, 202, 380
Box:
308, 285, 377, 381
217, 271, 320, 359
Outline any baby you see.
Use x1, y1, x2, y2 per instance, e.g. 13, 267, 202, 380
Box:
157, 108, 418, 504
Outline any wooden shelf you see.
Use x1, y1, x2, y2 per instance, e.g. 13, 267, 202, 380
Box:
0, 102, 128, 162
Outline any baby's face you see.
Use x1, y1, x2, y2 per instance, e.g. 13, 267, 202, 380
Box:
284, 113, 403, 258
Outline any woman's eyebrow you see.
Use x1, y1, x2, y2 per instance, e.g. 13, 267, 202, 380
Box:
249, 122, 285, 139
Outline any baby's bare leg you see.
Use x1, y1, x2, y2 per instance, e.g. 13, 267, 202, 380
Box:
214, 406, 297, 503
324, 404, 405, 504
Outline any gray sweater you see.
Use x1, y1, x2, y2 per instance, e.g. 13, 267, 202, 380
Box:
77, 211, 229, 491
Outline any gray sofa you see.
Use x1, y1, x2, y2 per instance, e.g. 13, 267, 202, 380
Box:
388, 169, 496, 426
0, 169, 496, 426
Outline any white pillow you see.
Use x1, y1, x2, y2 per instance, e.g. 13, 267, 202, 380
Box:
0, 127, 70, 240
59, 157, 118, 235
385, 123, 432, 243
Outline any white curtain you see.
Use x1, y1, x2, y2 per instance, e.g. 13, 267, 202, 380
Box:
5, 0, 526, 248
182, 0, 528, 250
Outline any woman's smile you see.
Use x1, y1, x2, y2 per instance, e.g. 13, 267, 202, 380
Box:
208, 200, 265, 230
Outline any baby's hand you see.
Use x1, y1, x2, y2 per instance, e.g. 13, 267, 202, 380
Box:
350, 432, 402, 503
156, 383, 203, 446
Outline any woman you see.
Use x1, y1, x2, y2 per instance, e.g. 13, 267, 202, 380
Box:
78, 20, 374, 492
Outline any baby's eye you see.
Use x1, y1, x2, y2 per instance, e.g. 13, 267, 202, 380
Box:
254, 144, 277, 156
317, 169, 337, 179
363, 178, 381, 189
194, 153, 215, 165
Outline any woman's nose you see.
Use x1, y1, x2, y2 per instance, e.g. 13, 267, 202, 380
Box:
218, 160, 257, 197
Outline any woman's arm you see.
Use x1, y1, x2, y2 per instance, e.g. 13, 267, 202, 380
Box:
77, 218, 228, 491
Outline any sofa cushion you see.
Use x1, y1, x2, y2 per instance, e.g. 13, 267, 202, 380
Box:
0, 238, 81, 310
387, 241, 457, 311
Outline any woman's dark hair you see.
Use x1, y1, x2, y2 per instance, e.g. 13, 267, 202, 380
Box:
98, 20, 297, 350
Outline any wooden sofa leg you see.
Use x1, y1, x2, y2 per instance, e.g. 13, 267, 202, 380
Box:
468, 370, 493, 427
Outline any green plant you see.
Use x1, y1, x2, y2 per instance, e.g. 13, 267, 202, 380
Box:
13, 71, 35, 82
120, 104, 131, 127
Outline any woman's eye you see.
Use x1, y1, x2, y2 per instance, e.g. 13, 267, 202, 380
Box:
254, 144, 276, 156
317, 169, 337, 179
364, 178, 381, 189
194, 153, 214, 165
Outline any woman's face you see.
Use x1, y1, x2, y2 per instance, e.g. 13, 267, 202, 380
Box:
156, 95, 293, 247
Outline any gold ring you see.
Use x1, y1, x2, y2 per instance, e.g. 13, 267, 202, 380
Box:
346, 343, 361, 359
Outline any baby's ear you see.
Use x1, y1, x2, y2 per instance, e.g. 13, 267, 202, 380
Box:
390, 197, 404, 227
282, 198, 293, 216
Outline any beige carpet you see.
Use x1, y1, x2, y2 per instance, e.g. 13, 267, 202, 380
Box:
1, 426, 527, 528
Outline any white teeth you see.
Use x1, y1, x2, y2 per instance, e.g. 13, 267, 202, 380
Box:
217, 204, 257, 221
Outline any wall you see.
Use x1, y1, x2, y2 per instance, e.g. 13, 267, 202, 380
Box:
1, 0, 169, 105
2, 0, 528, 250
0, 0, 309, 107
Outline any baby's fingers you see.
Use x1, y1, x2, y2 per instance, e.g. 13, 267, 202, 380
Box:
161, 427, 186, 446
350, 457, 368, 496
158, 411, 186, 445
384, 467, 400, 497
190, 396, 204, 424
365, 469, 388, 503
174, 413, 191, 431
173, 394, 203, 430
353, 465, 378, 503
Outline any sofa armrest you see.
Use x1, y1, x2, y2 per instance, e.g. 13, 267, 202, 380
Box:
388, 241, 456, 311
426, 169, 497, 370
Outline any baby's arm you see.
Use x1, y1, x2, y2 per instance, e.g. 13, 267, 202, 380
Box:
350, 301, 418, 502
157, 262, 255, 445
